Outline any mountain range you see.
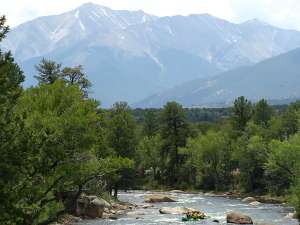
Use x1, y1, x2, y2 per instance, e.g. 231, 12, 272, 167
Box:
2, 2, 300, 107
136, 47, 300, 108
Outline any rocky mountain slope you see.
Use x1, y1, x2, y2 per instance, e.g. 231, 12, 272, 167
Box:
2, 2, 300, 106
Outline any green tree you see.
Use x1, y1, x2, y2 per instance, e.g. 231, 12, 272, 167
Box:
62, 65, 91, 96
106, 102, 137, 197
0, 15, 25, 225
35, 59, 62, 84
180, 131, 232, 190
160, 101, 189, 185
2, 81, 101, 225
253, 99, 272, 127
99, 157, 135, 198
0, 16, 9, 41
107, 102, 137, 158
265, 135, 300, 194
231, 96, 252, 132
142, 110, 159, 137
136, 134, 162, 181
234, 135, 268, 192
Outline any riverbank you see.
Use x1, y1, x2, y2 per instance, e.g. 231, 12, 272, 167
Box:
71, 190, 298, 225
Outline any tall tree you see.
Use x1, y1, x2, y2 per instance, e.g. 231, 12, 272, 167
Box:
160, 101, 189, 185
0, 15, 25, 225
62, 65, 91, 96
253, 99, 272, 126
3, 81, 101, 225
107, 102, 137, 158
35, 58, 62, 84
106, 102, 137, 197
142, 110, 159, 137
0, 16, 9, 42
180, 131, 232, 190
231, 96, 252, 132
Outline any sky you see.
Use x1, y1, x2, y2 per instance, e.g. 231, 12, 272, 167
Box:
1, 0, 300, 31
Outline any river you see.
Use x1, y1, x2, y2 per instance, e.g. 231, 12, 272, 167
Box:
77, 191, 298, 225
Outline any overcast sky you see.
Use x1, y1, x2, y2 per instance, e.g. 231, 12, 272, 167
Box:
1, 0, 300, 30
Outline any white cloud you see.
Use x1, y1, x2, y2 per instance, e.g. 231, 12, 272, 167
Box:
1, 0, 300, 31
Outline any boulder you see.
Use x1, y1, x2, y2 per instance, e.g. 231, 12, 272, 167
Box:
227, 212, 253, 224
170, 190, 185, 193
139, 203, 154, 209
286, 212, 297, 219
242, 197, 256, 203
145, 194, 176, 203
159, 206, 195, 214
127, 211, 145, 216
76, 195, 106, 218
249, 201, 261, 206
255, 223, 275, 225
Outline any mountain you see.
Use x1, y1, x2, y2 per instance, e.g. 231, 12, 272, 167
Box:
135, 47, 300, 108
2, 3, 300, 106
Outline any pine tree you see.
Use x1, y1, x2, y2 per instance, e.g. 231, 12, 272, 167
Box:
160, 101, 189, 185
34, 58, 62, 84
231, 96, 252, 132
253, 99, 272, 126
62, 65, 91, 96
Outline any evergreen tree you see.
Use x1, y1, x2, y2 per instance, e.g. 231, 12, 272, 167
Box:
253, 99, 272, 126
142, 110, 159, 137
3, 81, 101, 225
106, 102, 137, 197
231, 96, 252, 132
62, 65, 91, 96
160, 101, 189, 185
0, 16, 9, 41
107, 102, 137, 158
0, 15, 25, 225
35, 58, 62, 84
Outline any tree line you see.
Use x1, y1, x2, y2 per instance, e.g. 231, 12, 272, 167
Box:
0, 15, 300, 225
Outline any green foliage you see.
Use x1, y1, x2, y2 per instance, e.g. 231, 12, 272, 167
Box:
136, 135, 162, 179
62, 65, 91, 97
106, 102, 137, 197
1, 81, 101, 225
159, 101, 189, 185
35, 58, 62, 84
107, 102, 137, 158
142, 110, 159, 137
265, 135, 300, 194
253, 99, 273, 127
99, 157, 135, 197
0, 16, 9, 41
35, 60, 91, 97
231, 96, 253, 132
234, 135, 269, 192
180, 131, 232, 190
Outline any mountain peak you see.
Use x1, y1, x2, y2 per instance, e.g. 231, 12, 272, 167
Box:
242, 18, 270, 26
76, 2, 109, 10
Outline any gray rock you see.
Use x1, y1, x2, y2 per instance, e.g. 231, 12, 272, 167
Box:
227, 212, 253, 224
145, 194, 176, 203
242, 197, 256, 203
159, 206, 195, 215
76, 195, 106, 218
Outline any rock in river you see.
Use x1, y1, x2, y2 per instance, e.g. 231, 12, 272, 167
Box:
159, 206, 195, 214
242, 197, 256, 203
76, 195, 108, 218
144, 194, 176, 203
227, 211, 253, 224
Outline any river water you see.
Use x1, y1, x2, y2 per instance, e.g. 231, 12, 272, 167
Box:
77, 191, 298, 225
